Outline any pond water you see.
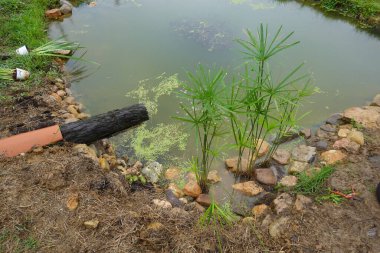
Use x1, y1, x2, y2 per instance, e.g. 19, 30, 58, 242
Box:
48, 0, 380, 163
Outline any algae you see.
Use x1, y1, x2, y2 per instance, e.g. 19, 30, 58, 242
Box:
118, 73, 189, 163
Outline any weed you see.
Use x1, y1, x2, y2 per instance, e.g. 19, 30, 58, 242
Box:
316, 192, 345, 204
351, 119, 364, 130
23, 236, 38, 250
199, 200, 239, 252
293, 166, 335, 195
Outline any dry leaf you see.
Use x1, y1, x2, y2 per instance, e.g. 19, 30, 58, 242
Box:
66, 193, 79, 211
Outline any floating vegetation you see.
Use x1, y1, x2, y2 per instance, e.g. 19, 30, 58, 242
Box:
117, 73, 188, 163
171, 19, 232, 52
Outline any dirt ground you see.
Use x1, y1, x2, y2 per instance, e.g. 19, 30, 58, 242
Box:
1, 83, 380, 252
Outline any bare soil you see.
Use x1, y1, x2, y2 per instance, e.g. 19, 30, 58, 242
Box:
1, 83, 380, 252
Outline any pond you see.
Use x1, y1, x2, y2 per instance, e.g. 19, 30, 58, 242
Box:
48, 0, 380, 165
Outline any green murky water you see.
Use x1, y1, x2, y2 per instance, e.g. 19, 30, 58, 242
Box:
49, 0, 380, 163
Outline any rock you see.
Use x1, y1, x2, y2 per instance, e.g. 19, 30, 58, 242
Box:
371, 94, 380, 107
45, 9, 62, 19
288, 161, 309, 174
66, 193, 79, 211
232, 181, 264, 196
320, 150, 347, 165
99, 157, 110, 171
326, 113, 344, 125
89, 1, 97, 7
179, 198, 188, 204
367, 226, 377, 238
207, 170, 221, 183
67, 105, 78, 116
196, 194, 211, 207
56, 90, 66, 97
256, 139, 270, 157
261, 214, 274, 228
64, 96, 76, 105
73, 144, 98, 161
320, 124, 336, 133
305, 167, 321, 177
60, 0, 73, 7
76, 113, 90, 120
333, 138, 360, 153
242, 217, 255, 225
338, 129, 351, 138
343, 106, 380, 129
252, 204, 269, 218
279, 176, 298, 188
84, 219, 99, 229
62, 113, 75, 119
347, 130, 364, 145
269, 217, 289, 238
168, 183, 184, 198
225, 157, 249, 172
316, 128, 334, 139
133, 161, 143, 170
50, 93, 62, 102
64, 118, 79, 124
195, 202, 206, 212
255, 168, 277, 185
299, 128, 312, 139
165, 189, 182, 207
291, 145, 316, 163
165, 167, 181, 180
294, 194, 312, 211
170, 207, 189, 218
141, 162, 163, 183
153, 199, 172, 209
59, 4, 72, 15
315, 140, 328, 151
183, 180, 202, 198
185, 172, 197, 182
273, 193, 293, 214
272, 149, 290, 165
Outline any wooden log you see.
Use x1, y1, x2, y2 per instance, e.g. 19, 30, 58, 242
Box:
60, 104, 149, 144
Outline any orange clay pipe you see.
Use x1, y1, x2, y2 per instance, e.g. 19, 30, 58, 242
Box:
0, 125, 63, 157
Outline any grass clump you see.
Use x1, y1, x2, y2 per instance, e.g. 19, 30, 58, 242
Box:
293, 166, 335, 195
320, 0, 380, 19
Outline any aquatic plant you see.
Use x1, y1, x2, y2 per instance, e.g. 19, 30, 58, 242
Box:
176, 24, 315, 183
30, 37, 83, 58
225, 24, 314, 174
121, 73, 188, 163
175, 66, 226, 191
0, 68, 14, 81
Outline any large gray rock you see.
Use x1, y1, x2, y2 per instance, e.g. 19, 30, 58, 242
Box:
60, 4, 73, 15
141, 162, 163, 183
291, 145, 316, 163
60, 0, 73, 7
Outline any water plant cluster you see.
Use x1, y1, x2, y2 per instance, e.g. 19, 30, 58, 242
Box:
176, 24, 315, 191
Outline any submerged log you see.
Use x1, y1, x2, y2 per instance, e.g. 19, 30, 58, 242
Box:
60, 104, 149, 144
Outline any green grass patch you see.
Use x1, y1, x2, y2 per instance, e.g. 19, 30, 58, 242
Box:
0, 0, 59, 47
293, 165, 335, 195
320, 0, 380, 20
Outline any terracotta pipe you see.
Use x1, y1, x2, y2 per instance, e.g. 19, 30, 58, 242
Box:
0, 125, 63, 157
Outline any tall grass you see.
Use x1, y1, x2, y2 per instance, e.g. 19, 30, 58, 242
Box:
176, 25, 315, 188
175, 66, 226, 191
226, 24, 314, 174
